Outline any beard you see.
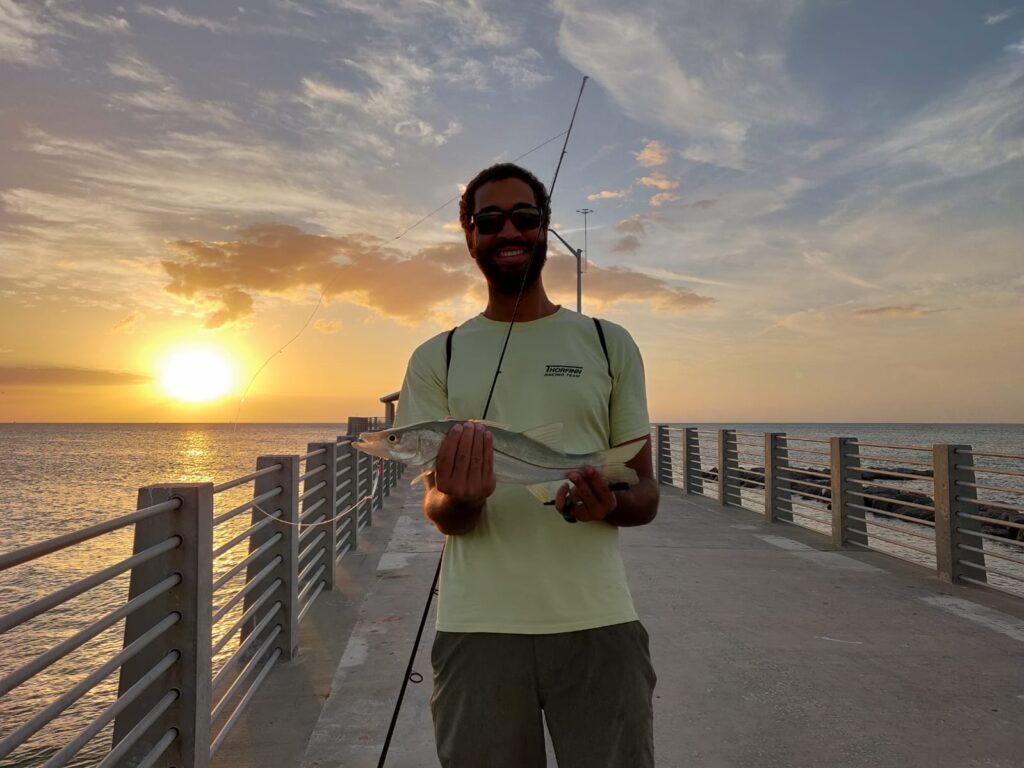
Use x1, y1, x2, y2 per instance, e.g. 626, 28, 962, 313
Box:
471, 236, 548, 296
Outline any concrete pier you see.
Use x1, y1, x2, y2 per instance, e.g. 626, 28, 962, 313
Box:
221, 482, 1024, 768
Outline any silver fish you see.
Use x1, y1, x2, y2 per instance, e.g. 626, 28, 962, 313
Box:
352, 419, 642, 498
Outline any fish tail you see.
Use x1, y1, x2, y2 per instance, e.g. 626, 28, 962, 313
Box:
597, 441, 644, 486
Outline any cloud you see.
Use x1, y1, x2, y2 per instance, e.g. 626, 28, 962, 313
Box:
114, 310, 142, 333
0, 366, 150, 386
649, 192, 679, 208
689, 199, 717, 209
315, 318, 343, 334
492, 49, 551, 89
136, 6, 231, 33
545, 252, 713, 312
802, 251, 881, 290
615, 215, 653, 236
612, 234, 642, 253
161, 224, 475, 326
984, 9, 1018, 25
107, 54, 171, 85
638, 173, 678, 190
851, 305, 943, 319
635, 140, 668, 168
52, 8, 130, 33
587, 189, 629, 201
0, 0, 58, 66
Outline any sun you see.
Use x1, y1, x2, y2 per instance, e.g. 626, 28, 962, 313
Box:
159, 346, 235, 403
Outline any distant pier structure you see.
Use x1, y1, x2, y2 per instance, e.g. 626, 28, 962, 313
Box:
1, 412, 1023, 767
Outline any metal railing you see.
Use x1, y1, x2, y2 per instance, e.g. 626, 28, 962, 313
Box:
0, 431, 402, 768
655, 427, 1024, 600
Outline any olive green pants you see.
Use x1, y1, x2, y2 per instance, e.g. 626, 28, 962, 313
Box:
430, 621, 656, 768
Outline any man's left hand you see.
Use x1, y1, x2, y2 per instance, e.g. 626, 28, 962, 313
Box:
556, 465, 618, 523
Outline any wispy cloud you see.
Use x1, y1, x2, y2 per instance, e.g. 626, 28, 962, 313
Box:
107, 53, 171, 85
587, 189, 629, 201
0, 0, 59, 66
649, 192, 679, 208
114, 310, 142, 333
984, 9, 1018, 25
136, 6, 231, 34
638, 173, 678, 191
0, 366, 150, 385
635, 139, 668, 168
851, 305, 943, 319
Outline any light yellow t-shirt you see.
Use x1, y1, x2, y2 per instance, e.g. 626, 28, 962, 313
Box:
394, 308, 650, 633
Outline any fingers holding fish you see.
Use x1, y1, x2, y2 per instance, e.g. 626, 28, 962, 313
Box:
434, 422, 495, 507
567, 466, 618, 522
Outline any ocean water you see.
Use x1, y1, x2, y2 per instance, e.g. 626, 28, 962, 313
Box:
1, 422, 1023, 766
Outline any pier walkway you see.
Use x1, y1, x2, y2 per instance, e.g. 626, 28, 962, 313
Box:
222, 481, 1024, 768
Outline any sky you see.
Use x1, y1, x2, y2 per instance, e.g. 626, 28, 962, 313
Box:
1, 0, 1022, 424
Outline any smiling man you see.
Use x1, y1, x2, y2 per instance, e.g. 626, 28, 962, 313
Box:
394, 163, 660, 767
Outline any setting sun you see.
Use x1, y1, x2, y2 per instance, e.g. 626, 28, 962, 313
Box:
159, 347, 235, 403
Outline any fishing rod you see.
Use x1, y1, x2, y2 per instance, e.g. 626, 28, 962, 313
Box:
375, 75, 590, 768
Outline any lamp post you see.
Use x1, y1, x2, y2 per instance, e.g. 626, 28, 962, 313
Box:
548, 228, 584, 313
576, 208, 593, 274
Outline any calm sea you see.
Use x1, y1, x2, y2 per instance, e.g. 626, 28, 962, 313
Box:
1, 422, 1022, 766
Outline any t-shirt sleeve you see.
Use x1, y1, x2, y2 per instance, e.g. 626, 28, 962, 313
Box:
394, 335, 450, 428
607, 323, 651, 446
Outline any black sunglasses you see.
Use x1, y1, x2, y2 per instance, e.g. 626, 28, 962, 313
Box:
472, 206, 543, 236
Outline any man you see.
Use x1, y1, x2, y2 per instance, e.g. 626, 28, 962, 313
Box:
394, 162, 659, 767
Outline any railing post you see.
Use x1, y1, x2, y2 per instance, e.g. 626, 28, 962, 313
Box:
113, 483, 212, 768
683, 428, 702, 496
244, 455, 300, 660
764, 433, 784, 521
335, 438, 358, 561
934, 444, 986, 584
773, 435, 794, 523
656, 425, 673, 485
831, 437, 866, 547
718, 429, 735, 506
304, 442, 337, 592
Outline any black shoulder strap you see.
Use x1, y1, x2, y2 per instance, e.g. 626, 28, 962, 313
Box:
592, 317, 612, 380
445, 327, 456, 376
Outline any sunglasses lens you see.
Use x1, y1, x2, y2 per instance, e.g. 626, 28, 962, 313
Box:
510, 209, 541, 231
474, 213, 504, 235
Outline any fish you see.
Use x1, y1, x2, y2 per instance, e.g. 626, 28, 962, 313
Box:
352, 419, 643, 501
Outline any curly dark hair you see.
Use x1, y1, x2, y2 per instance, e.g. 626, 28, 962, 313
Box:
459, 163, 550, 240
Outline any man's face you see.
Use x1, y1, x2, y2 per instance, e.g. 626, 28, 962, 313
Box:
468, 177, 547, 295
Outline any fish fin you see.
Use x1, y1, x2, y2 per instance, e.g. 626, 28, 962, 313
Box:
596, 441, 645, 487
525, 481, 563, 505
409, 464, 434, 486
520, 422, 564, 451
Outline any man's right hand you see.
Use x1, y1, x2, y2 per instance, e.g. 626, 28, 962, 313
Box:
424, 422, 495, 534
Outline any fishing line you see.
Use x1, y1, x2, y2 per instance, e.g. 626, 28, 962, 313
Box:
376, 75, 590, 768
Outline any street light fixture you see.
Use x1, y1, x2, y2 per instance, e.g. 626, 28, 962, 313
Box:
576, 208, 593, 274
548, 228, 584, 313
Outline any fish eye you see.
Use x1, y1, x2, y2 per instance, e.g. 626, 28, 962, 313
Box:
387, 434, 397, 443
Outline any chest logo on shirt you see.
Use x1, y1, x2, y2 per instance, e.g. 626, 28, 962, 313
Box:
545, 364, 583, 378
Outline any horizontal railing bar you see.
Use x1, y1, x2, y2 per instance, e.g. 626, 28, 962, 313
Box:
850, 441, 931, 452
778, 466, 831, 480
957, 559, 1024, 585
212, 512, 281, 560
958, 543, 1024, 568
958, 496, 1024, 514
212, 601, 282, 691
299, 497, 327, 524
299, 480, 327, 502
212, 559, 282, 625
0, 574, 180, 699
958, 528, 1024, 550
213, 533, 283, 593
0, 611, 179, 758
299, 515, 328, 545
956, 481, 1024, 497
778, 475, 829, 493
298, 562, 328, 605
783, 486, 830, 506
213, 463, 283, 494
43, 650, 180, 768
96, 689, 179, 768
783, 436, 830, 444
337, 478, 353, 493
957, 512, 1024, 532
0, 498, 180, 572
210, 648, 283, 757
301, 447, 328, 461
213, 487, 283, 527
847, 466, 933, 481
854, 530, 936, 559
846, 478, 933, 495
336, 529, 352, 550
212, 579, 281, 659
298, 547, 327, 585
777, 496, 830, 515
846, 502, 936, 528
335, 491, 354, 510
298, 533, 327, 568
335, 543, 353, 564
212, 624, 282, 723
960, 465, 1024, 478
781, 447, 831, 458
955, 448, 1024, 460
852, 454, 932, 467
846, 490, 934, 513
734, 478, 766, 489
0, 536, 180, 636
336, 464, 352, 476
846, 515, 934, 542
134, 727, 179, 768
298, 580, 327, 624
847, 540, 931, 570
299, 465, 327, 485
